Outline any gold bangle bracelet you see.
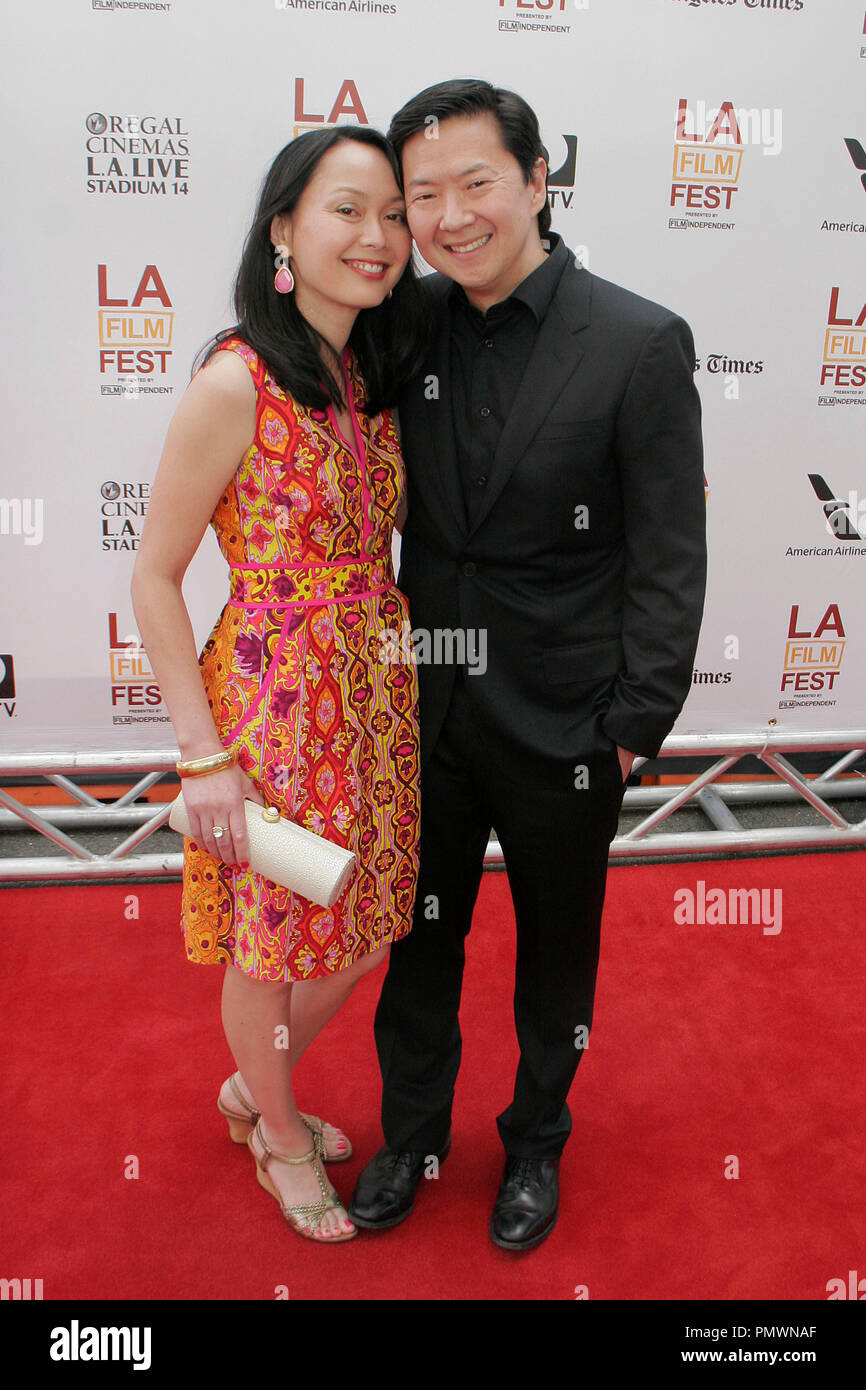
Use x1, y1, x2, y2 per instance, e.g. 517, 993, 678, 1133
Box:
175, 749, 235, 778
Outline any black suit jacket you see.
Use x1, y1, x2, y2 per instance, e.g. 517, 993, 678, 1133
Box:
397, 245, 707, 765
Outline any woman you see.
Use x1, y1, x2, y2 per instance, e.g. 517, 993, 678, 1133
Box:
132, 126, 425, 1243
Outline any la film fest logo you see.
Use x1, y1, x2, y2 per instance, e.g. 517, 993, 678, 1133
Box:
292, 79, 369, 137
99, 481, 151, 553
85, 112, 189, 196
108, 614, 167, 724
778, 603, 846, 710
818, 286, 866, 406
669, 99, 781, 232
98, 265, 175, 396
497, 0, 589, 36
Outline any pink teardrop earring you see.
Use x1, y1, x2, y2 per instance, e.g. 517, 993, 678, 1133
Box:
273, 244, 294, 294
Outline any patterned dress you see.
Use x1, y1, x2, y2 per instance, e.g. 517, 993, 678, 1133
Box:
181, 337, 420, 981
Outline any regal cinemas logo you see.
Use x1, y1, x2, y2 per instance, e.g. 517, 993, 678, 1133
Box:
99, 480, 150, 552
669, 99, 781, 230
818, 287, 866, 403
98, 265, 175, 394
108, 615, 165, 721
779, 604, 845, 706
85, 113, 188, 195
292, 79, 368, 137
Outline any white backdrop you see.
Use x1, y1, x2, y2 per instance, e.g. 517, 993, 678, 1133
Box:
1, 0, 864, 754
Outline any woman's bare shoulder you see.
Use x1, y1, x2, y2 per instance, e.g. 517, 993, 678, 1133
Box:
192, 342, 257, 407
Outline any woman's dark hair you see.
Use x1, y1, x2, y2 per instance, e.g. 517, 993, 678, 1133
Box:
196, 126, 427, 415
387, 79, 551, 239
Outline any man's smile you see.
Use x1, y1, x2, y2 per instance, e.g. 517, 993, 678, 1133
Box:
443, 232, 492, 255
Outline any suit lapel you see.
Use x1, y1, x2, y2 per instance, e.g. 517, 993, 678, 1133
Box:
466, 262, 593, 540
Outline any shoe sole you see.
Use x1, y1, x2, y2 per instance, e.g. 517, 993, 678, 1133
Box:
348, 1139, 451, 1231
489, 1208, 558, 1252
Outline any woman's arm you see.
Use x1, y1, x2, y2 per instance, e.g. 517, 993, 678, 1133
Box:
131, 349, 262, 863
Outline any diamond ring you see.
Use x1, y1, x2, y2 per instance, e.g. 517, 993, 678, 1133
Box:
212, 826, 227, 838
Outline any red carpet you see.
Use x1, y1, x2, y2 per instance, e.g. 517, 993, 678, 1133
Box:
1, 853, 863, 1301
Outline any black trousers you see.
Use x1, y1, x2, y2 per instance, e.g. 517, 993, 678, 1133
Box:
373, 672, 626, 1159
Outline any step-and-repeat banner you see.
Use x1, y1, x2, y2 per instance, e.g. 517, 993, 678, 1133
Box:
1, 0, 864, 753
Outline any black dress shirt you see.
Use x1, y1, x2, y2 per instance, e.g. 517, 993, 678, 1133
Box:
449, 233, 569, 517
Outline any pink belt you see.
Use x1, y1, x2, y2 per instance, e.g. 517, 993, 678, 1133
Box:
229, 556, 394, 608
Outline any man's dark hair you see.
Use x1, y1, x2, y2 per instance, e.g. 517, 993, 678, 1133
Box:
387, 79, 551, 238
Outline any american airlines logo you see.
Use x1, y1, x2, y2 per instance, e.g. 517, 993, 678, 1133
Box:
808, 475, 864, 540
843, 138, 866, 194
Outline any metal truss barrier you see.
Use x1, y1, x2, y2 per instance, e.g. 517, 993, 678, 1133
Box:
0, 731, 864, 882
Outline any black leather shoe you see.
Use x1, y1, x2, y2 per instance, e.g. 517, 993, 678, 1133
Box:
348, 1136, 451, 1230
490, 1156, 559, 1251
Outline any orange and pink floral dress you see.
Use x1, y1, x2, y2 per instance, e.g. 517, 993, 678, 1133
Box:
180, 337, 419, 981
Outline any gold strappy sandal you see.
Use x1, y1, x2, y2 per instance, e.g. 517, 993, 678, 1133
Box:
247, 1120, 356, 1243
217, 1073, 352, 1160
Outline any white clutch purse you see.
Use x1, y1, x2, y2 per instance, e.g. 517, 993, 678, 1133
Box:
168, 793, 357, 908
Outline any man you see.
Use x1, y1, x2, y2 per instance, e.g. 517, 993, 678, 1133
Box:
349, 79, 707, 1250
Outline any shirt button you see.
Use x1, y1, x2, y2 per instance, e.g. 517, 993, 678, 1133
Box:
461, 561, 477, 577
484, 339, 494, 349
480, 407, 491, 418
475, 475, 488, 487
